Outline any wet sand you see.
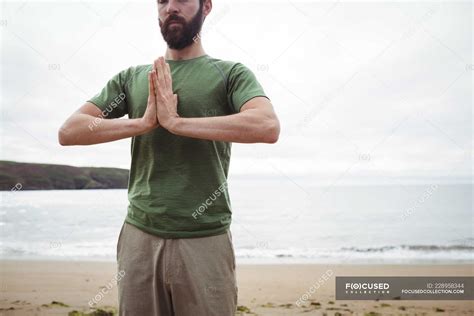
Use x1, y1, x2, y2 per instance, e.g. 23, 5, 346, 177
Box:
0, 261, 472, 315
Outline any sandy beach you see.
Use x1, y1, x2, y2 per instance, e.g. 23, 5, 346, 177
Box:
0, 261, 472, 315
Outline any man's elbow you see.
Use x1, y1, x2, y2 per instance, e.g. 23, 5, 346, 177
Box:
263, 119, 280, 144
58, 125, 72, 146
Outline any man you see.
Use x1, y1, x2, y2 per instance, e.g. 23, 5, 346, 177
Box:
58, 0, 280, 315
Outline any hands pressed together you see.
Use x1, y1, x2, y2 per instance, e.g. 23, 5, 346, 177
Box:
142, 57, 179, 132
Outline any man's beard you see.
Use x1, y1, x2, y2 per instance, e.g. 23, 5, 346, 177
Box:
159, 6, 204, 50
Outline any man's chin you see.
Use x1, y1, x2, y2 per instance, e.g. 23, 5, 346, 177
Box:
165, 39, 191, 50
161, 28, 199, 50
163, 28, 183, 39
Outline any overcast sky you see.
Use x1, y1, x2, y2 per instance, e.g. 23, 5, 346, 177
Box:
1, 0, 472, 183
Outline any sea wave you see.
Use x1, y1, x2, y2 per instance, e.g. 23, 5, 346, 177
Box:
2, 242, 471, 263
340, 244, 474, 252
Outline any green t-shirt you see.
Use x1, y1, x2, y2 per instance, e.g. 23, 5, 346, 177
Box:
87, 54, 268, 238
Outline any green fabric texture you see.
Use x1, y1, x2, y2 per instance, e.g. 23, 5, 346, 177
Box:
87, 54, 268, 238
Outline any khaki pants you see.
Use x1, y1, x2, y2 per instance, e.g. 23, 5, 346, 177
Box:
116, 221, 238, 316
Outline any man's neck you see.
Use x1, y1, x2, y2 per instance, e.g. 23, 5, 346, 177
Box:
164, 42, 206, 61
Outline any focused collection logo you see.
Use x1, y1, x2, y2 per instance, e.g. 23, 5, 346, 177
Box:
344, 282, 390, 294
336, 277, 473, 300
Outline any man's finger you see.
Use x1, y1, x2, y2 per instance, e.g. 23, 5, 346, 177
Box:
156, 57, 165, 86
153, 58, 160, 77
153, 59, 160, 90
152, 70, 161, 101
148, 71, 155, 100
163, 61, 171, 91
152, 69, 160, 97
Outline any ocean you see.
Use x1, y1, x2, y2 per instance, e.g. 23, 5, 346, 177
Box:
1, 178, 472, 264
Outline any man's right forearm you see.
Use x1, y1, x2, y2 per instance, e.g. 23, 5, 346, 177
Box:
59, 114, 152, 145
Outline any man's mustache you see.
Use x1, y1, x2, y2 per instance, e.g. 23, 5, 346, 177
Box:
164, 15, 186, 27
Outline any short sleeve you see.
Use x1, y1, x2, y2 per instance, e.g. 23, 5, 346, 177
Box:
86, 67, 131, 119
227, 63, 269, 113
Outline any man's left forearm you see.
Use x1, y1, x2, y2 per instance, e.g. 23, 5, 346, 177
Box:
167, 109, 280, 143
